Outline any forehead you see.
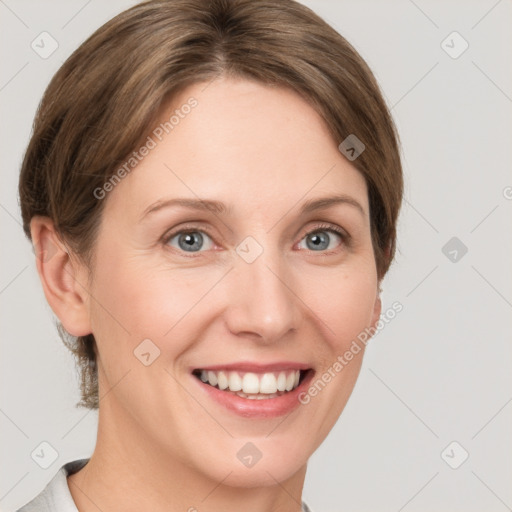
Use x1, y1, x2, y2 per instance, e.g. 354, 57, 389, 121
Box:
104, 77, 369, 219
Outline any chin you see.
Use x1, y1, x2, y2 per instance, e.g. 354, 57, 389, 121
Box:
193, 436, 311, 487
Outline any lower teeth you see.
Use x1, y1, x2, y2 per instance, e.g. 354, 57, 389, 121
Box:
235, 391, 281, 399
206, 386, 287, 400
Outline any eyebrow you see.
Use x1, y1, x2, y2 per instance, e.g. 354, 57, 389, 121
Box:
140, 193, 366, 220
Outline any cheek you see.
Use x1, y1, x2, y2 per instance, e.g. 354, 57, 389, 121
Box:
88, 250, 223, 356
299, 264, 378, 352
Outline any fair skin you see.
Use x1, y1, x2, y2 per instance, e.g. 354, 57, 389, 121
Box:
31, 76, 382, 512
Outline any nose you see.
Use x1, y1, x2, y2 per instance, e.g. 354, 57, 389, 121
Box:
223, 243, 302, 344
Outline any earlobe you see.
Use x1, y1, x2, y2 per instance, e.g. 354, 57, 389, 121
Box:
30, 216, 92, 337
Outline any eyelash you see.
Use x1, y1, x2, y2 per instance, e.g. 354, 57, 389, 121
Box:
161, 222, 350, 257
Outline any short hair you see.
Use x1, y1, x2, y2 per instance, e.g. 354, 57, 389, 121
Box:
19, 0, 403, 410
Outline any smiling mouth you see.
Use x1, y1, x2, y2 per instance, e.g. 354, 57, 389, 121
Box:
192, 369, 311, 400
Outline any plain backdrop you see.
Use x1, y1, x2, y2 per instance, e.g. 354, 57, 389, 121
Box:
1, 1, 511, 511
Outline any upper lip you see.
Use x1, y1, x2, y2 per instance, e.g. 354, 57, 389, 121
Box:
192, 361, 312, 373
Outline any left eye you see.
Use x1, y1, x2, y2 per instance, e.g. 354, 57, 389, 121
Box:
297, 228, 344, 252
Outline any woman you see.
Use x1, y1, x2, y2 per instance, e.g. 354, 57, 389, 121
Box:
17, 0, 403, 510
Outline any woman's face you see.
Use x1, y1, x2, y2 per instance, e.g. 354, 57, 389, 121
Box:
83, 77, 381, 485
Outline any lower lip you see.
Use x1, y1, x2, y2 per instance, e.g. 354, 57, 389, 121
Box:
193, 370, 315, 418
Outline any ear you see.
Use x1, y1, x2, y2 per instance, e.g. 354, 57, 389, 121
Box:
30, 216, 92, 337
369, 284, 382, 332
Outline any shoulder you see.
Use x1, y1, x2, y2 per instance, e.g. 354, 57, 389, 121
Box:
16, 458, 90, 512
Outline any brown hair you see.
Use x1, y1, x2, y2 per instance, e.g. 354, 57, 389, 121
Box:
19, 0, 403, 409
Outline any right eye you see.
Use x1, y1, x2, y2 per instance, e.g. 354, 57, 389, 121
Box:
163, 228, 216, 254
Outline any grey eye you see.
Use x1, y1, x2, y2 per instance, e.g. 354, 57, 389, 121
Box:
298, 230, 342, 252
167, 231, 214, 252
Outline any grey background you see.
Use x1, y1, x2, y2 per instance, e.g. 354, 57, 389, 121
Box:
1, 1, 511, 511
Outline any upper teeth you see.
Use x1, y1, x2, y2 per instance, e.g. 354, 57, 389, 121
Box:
199, 370, 301, 394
